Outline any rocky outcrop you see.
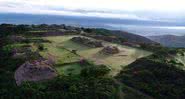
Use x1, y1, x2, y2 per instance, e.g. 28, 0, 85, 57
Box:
14, 59, 57, 86
71, 37, 103, 48
101, 46, 120, 54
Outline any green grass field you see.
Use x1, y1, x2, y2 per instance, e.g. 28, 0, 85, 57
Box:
42, 35, 152, 76
40, 39, 80, 64
55, 63, 84, 76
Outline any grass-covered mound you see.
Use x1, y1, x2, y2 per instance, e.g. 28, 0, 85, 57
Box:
116, 49, 185, 99
71, 36, 103, 48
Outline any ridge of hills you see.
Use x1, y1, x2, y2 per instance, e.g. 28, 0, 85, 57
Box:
148, 35, 185, 48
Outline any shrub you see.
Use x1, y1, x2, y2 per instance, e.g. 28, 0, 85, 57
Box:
80, 65, 111, 77
34, 43, 45, 51
38, 44, 44, 51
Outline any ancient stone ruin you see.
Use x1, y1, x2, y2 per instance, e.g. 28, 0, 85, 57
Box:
101, 46, 120, 54
14, 59, 57, 86
8, 35, 27, 42
12, 47, 42, 61
71, 37, 103, 48
12, 47, 31, 59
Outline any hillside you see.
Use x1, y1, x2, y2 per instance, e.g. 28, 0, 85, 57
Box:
148, 35, 185, 48
0, 24, 185, 99
82, 28, 157, 44
110, 30, 156, 44
117, 49, 185, 99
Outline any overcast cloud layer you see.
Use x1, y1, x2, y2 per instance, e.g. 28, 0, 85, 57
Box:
0, 0, 185, 22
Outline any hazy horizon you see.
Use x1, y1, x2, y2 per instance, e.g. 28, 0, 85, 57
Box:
1, 13, 185, 36
0, 0, 185, 36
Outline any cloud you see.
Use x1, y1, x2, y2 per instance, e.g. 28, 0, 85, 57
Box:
0, 0, 185, 21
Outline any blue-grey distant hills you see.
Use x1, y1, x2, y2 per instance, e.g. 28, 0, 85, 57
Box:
1, 13, 185, 36
110, 30, 156, 44
148, 35, 185, 48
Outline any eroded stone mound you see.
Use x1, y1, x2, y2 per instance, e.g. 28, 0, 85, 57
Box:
101, 46, 120, 54
71, 37, 103, 48
8, 35, 27, 42
14, 59, 57, 86
12, 47, 41, 60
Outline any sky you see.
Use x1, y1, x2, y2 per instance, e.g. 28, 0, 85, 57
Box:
0, 0, 185, 22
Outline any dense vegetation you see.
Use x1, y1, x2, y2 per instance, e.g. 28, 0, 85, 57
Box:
116, 49, 185, 99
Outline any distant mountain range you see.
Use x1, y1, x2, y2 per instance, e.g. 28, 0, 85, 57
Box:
1, 13, 185, 36
148, 35, 185, 48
